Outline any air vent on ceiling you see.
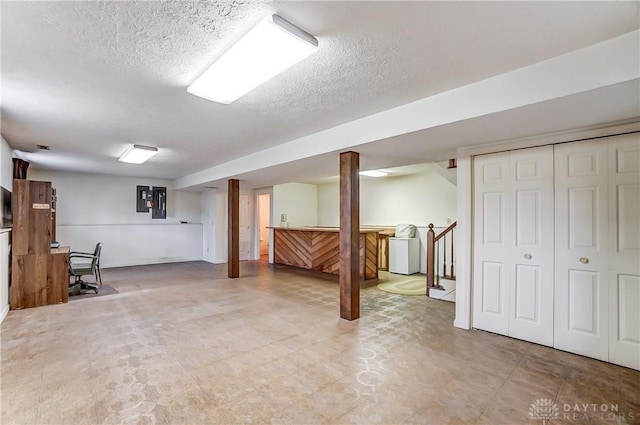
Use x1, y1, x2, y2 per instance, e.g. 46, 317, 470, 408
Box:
37, 145, 51, 150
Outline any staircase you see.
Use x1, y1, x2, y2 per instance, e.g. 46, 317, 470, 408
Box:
430, 160, 457, 186
426, 222, 456, 302
427, 277, 456, 302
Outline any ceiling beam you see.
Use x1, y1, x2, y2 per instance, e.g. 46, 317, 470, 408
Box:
175, 30, 639, 190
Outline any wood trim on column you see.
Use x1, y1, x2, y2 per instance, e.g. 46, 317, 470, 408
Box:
228, 179, 240, 278
340, 151, 360, 320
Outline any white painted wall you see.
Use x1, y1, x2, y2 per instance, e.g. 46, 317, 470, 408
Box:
213, 189, 228, 264
201, 189, 216, 263
317, 170, 456, 275
272, 183, 318, 227
318, 170, 456, 227
0, 137, 12, 189
0, 136, 12, 322
0, 232, 9, 322
206, 187, 257, 263
28, 169, 203, 268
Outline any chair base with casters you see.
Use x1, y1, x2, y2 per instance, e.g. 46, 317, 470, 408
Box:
68, 243, 103, 294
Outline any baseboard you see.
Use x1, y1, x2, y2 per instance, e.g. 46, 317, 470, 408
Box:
201, 257, 228, 265
0, 304, 9, 324
453, 318, 470, 330
101, 257, 204, 269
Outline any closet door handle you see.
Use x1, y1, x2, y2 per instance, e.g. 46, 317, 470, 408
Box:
579, 257, 589, 264
524, 254, 532, 260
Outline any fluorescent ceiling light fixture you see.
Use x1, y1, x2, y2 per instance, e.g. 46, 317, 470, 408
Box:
119, 145, 158, 164
360, 170, 388, 178
187, 14, 318, 104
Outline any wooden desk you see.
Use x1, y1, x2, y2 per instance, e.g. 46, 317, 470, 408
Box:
270, 227, 379, 280
11, 246, 69, 309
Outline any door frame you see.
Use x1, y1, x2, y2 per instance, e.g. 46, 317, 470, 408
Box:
239, 192, 252, 261
253, 187, 273, 262
455, 121, 640, 330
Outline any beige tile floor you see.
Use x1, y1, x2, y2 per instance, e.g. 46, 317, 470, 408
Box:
1, 261, 639, 425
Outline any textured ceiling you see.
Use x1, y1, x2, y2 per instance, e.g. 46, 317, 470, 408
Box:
1, 1, 639, 180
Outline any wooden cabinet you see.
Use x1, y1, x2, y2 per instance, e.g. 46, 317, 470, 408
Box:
10, 179, 69, 309
12, 180, 51, 256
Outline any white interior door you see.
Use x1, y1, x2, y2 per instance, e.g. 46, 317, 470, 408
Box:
608, 134, 640, 370
239, 194, 250, 261
473, 146, 554, 345
554, 140, 609, 361
508, 147, 554, 346
473, 152, 511, 336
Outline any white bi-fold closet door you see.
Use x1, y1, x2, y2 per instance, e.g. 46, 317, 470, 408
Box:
473, 134, 640, 370
555, 135, 640, 369
607, 137, 640, 369
553, 140, 609, 361
473, 145, 555, 347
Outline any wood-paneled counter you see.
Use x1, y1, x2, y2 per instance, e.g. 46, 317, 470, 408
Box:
270, 227, 379, 280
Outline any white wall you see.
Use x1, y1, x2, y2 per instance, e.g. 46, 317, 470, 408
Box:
201, 187, 244, 264
28, 169, 203, 268
0, 136, 12, 322
204, 187, 258, 263
272, 183, 318, 227
213, 189, 228, 263
0, 138, 12, 188
318, 170, 456, 227
316, 170, 456, 275
201, 189, 216, 263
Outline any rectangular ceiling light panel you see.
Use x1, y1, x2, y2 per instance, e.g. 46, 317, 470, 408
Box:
119, 145, 159, 164
360, 170, 388, 178
188, 14, 318, 104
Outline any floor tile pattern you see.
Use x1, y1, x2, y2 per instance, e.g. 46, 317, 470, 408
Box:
1, 261, 638, 425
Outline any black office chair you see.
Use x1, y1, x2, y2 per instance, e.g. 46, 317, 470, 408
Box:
69, 242, 103, 294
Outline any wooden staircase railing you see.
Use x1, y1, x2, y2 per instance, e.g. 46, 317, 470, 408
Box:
426, 222, 457, 295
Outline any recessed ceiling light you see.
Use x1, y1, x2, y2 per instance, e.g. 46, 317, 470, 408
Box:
119, 145, 158, 164
187, 14, 319, 104
360, 170, 388, 178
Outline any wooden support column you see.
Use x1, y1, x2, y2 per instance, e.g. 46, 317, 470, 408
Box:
228, 179, 239, 278
340, 151, 360, 320
426, 224, 435, 296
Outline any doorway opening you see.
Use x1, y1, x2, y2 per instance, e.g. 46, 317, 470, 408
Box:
257, 193, 271, 262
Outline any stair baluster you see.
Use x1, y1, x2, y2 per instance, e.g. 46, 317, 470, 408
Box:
426, 221, 457, 296
442, 233, 447, 279
450, 228, 455, 279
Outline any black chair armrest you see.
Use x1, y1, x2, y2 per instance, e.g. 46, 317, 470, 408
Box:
70, 253, 96, 259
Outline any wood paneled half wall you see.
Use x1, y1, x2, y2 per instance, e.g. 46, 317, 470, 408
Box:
271, 227, 379, 280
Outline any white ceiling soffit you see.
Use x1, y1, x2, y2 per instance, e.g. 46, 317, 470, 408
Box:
1, 1, 639, 185
176, 31, 640, 189
189, 79, 640, 191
